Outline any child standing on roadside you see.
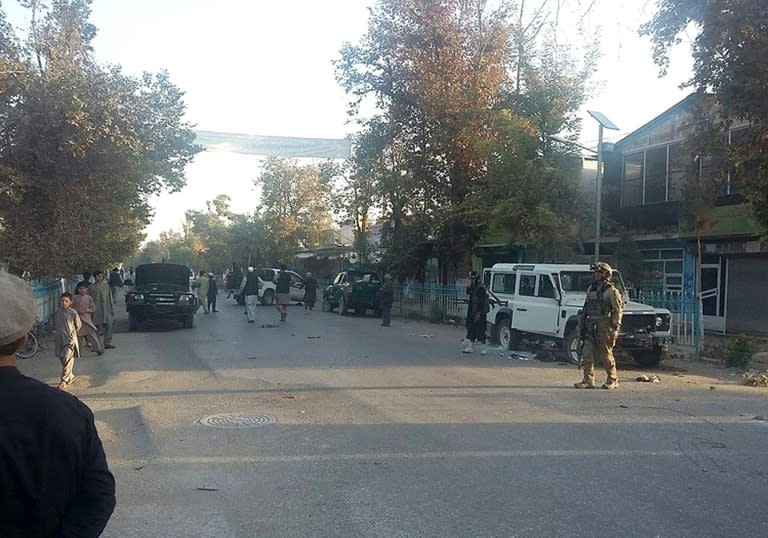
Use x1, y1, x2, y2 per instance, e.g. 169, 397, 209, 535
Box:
53, 292, 81, 389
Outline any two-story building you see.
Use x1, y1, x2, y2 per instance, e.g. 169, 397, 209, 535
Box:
598, 94, 767, 334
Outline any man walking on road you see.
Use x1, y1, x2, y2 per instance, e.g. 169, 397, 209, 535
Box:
574, 262, 624, 390
379, 273, 394, 327
90, 270, 115, 350
463, 271, 489, 355
0, 272, 116, 537
196, 270, 210, 314
242, 267, 261, 323
275, 264, 291, 322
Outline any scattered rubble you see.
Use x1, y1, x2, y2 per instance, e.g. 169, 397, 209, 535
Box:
742, 370, 768, 387
636, 374, 661, 383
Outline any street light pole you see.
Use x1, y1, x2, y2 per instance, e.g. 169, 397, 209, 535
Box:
587, 110, 619, 263
595, 123, 604, 263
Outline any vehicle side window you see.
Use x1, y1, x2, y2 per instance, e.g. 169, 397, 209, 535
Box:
290, 274, 304, 287
492, 273, 516, 294
537, 275, 556, 299
335, 274, 344, 285
259, 269, 273, 281
519, 274, 536, 297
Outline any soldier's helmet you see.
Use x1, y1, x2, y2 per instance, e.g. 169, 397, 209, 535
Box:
590, 262, 613, 277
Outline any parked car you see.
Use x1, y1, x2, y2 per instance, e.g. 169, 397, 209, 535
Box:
484, 263, 673, 368
125, 263, 197, 330
232, 268, 306, 305
322, 269, 381, 316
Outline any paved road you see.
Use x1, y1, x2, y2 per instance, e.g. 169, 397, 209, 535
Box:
17, 294, 768, 537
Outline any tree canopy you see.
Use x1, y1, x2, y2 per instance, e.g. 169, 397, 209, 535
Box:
641, 0, 768, 228
0, 0, 200, 278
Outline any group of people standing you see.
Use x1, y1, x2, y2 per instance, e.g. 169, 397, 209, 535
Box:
195, 271, 219, 314
54, 270, 117, 388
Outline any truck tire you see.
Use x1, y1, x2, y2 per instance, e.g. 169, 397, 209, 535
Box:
561, 329, 581, 365
338, 295, 348, 315
631, 347, 665, 369
128, 313, 139, 332
261, 289, 275, 306
496, 317, 522, 350
321, 297, 329, 312
182, 314, 194, 329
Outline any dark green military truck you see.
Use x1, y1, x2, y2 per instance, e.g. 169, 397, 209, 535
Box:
322, 269, 381, 316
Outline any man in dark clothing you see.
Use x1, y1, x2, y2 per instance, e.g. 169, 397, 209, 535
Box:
242, 267, 261, 323
303, 272, 318, 310
108, 267, 123, 304
274, 263, 292, 322
379, 273, 394, 327
0, 272, 116, 537
463, 271, 489, 355
207, 273, 219, 312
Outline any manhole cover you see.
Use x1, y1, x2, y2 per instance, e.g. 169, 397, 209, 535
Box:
198, 413, 276, 429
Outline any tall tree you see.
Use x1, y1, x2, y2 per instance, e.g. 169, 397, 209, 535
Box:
255, 157, 333, 264
0, 0, 200, 278
641, 0, 768, 227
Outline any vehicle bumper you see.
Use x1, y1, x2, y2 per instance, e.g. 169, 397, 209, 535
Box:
127, 304, 196, 320
618, 332, 673, 350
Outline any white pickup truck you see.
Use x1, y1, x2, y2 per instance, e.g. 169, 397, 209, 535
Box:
485, 263, 673, 368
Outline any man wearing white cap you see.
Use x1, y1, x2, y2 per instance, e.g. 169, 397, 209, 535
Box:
0, 272, 116, 536
241, 266, 261, 323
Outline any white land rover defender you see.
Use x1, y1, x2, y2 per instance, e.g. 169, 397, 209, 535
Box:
485, 263, 673, 368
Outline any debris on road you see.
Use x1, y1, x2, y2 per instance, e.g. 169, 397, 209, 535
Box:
636, 374, 661, 383
307, 336, 321, 339
196, 487, 218, 492
742, 370, 768, 387
507, 351, 533, 361
134, 465, 144, 471
260, 324, 279, 328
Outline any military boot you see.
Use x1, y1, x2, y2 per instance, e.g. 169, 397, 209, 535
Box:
601, 379, 619, 390
573, 380, 596, 389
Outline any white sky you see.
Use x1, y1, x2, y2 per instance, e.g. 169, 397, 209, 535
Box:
5, 0, 693, 240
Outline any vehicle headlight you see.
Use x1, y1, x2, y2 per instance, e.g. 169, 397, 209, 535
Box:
178, 294, 195, 304
129, 293, 144, 302
655, 316, 663, 327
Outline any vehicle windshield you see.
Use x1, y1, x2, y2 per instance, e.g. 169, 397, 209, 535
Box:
349, 272, 378, 283
559, 271, 627, 296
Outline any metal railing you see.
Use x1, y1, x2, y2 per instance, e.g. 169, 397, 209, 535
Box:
635, 291, 702, 350
28, 277, 80, 324
392, 283, 466, 321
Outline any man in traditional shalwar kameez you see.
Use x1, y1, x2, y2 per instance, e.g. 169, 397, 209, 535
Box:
90, 271, 115, 350
53, 293, 81, 388
72, 283, 103, 355
196, 271, 210, 314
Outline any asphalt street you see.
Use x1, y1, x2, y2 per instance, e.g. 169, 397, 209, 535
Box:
17, 293, 768, 538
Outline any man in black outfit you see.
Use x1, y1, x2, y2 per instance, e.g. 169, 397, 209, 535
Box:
0, 272, 116, 537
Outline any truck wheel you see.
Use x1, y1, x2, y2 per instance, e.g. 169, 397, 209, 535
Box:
128, 313, 139, 331
182, 314, 194, 329
561, 329, 581, 365
321, 297, 329, 312
496, 318, 511, 349
338, 295, 348, 315
261, 289, 275, 306
631, 347, 665, 369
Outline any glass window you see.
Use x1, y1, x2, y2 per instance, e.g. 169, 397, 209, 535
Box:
668, 143, 687, 201
492, 273, 516, 294
660, 249, 683, 260
649, 117, 674, 145
622, 152, 643, 206
560, 271, 593, 292
644, 146, 667, 204
640, 250, 660, 259
664, 261, 683, 274
537, 275, 556, 299
519, 275, 536, 297
666, 276, 682, 286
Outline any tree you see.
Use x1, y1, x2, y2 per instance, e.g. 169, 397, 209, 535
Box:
337, 0, 515, 274
255, 157, 333, 264
641, 0, 768, 227
0, 1, 201, 278
184, 195, 234, 273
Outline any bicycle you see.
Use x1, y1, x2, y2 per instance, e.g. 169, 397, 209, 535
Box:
15, 317, 54, 359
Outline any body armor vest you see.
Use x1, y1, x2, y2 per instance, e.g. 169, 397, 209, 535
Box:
584, 282, 614, 328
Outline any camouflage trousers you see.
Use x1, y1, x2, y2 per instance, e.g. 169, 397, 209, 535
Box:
580, 327, 618, 385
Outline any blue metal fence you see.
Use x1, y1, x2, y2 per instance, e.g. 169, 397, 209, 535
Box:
393, 283, 466, 320
28, 277, 80, 324
635, 291, 702, 352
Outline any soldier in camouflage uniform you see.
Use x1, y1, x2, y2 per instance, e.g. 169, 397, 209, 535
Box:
574, 262, 624, 390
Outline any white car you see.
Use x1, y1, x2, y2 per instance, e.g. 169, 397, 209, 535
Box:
255, 268, 306, 305
485, 263, 673, 367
